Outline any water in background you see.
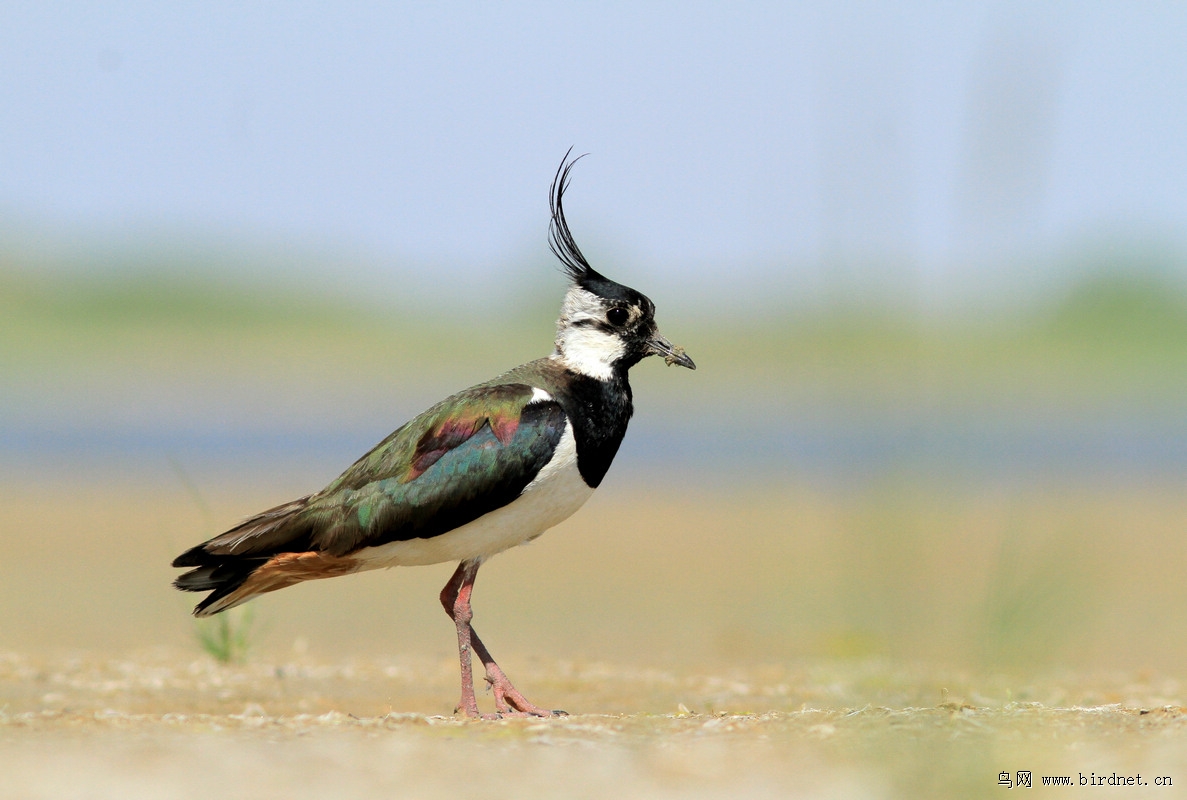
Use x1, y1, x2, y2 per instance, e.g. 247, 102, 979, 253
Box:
4, 261, 1185, 489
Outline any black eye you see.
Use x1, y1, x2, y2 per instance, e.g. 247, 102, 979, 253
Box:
607, 307, 629, 326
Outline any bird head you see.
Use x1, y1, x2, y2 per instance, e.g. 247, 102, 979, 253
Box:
548, 152, 696, 380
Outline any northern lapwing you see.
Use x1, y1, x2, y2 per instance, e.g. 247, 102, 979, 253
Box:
172, 152, 696, 718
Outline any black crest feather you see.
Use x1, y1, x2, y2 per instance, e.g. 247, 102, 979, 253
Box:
549, 148, 604, 286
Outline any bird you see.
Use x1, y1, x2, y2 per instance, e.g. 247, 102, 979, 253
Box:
172, 152, 696, 718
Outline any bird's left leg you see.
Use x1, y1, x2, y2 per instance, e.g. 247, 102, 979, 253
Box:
439, 559, 561, 718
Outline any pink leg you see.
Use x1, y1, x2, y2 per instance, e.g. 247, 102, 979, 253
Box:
439, 560, 563, 718
440, 560, 482, 717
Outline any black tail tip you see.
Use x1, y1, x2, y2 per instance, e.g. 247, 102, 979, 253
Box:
172, 544, 211, 569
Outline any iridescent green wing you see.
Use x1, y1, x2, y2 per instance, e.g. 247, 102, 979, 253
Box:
299, 382, 566, 555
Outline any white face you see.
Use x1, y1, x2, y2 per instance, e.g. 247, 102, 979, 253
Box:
551, 287, 627, 380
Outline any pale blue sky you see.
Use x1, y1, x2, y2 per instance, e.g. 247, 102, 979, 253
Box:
2, 2, 1185, 307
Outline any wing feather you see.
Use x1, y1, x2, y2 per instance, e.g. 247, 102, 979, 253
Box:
185, 383, 567, 560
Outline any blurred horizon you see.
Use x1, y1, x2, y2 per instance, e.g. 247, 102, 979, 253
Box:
5, 247, 1187, 488
5, 214, 1187, 318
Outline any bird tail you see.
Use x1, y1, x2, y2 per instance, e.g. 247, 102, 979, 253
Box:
172, 558, 269, 616
172, 496, 313, 617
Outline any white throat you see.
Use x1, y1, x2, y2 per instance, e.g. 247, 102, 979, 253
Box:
551, 286, 623, 380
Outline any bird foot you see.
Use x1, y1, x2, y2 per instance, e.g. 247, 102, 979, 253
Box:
484, 662, 565, 717
452, 672, 566, 718
488, 677, 566, 718
453, 699, 564, 720
453, 706, 504, 721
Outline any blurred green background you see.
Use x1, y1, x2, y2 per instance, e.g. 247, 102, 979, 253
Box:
2, 4, 1186, 679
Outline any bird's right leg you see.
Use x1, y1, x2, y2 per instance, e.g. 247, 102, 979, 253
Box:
440, 559, 482, 718
439, 559, 558, 718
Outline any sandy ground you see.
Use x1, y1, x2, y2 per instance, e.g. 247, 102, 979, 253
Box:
4, 478, 1187, 798
3, 650, 1187, 799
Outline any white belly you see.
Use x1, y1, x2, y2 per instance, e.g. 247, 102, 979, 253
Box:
353, 422, 593, 568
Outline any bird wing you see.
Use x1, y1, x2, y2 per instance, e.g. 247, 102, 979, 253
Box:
186, 383, 567, 560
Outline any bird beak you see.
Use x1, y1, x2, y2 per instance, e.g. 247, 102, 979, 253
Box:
646, 332, 696, 370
